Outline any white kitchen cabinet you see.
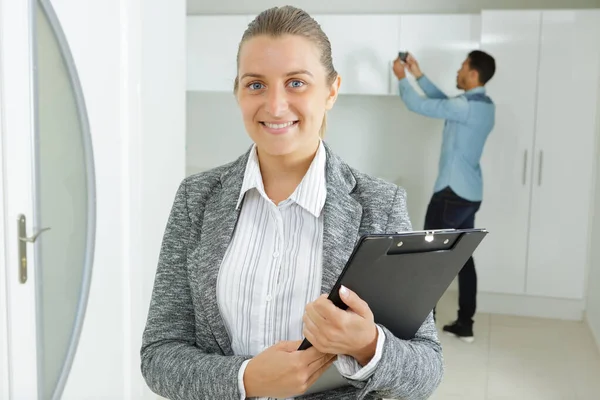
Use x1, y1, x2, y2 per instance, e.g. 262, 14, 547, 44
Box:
397, 14, 481, 97
476, 10, 543, 296
186, 15, 252, 92
313, 15, 400, 96
186, 14, 480, 97
476, 10, 600, 301
526, 10, 600, 300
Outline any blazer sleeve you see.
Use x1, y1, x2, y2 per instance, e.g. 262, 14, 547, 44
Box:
140, 178, 250, 400
353, 186, 444, 400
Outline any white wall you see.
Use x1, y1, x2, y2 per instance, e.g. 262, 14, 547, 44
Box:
187, 0, 600, 14
44, 0, 185, 399
187, 92, 443, 230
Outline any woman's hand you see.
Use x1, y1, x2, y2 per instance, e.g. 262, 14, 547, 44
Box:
243, 340, 336, 398
303, 286, 378, 366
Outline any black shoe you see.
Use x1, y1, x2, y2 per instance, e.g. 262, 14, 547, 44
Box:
443, 320, 474, 343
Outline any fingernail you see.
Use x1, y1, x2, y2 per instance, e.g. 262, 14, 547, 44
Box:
340, 285, 349, 298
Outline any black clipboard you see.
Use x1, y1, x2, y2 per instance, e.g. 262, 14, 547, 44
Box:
298, 228, 488, 350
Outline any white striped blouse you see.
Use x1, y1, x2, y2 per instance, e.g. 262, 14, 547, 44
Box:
216, 141, 384, 399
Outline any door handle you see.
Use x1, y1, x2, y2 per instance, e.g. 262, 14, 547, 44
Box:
522, 150, 528, 185
19, 227, 51, 243
538, 150, 543, 186
389, 60, 393, 95
17, 214, 51, 283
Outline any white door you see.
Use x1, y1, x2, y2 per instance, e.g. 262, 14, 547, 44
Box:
475, 10, 542, 295
526, 10, 600, 299
1, 0, 96, 399
313, 15, 400, 96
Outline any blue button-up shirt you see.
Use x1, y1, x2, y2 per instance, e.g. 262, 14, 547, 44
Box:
398, 75, 495, 202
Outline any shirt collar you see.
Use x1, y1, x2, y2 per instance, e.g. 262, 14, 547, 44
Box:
465, 86, 486, 95
236, 140, 327, 218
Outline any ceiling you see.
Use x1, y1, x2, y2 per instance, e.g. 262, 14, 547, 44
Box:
186, 0, 600, 15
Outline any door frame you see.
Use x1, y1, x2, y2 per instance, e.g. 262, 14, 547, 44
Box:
0, 0, 39, 397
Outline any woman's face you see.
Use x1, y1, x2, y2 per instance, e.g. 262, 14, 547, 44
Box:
236, 34, 340, 160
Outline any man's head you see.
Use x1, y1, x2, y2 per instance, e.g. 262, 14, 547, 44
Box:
456, 50, 496, 90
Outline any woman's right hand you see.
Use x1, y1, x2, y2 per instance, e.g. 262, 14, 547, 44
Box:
243, 340, 337, 398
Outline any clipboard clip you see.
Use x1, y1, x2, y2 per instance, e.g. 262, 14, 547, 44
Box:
422, 229, 456, 242
391, 228, 458, 246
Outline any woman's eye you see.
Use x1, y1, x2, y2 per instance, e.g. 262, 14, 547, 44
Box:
289, 80, 304, 88
249, 82, 264, 90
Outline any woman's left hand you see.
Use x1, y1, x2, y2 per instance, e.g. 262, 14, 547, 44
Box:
303, 285, 378, 366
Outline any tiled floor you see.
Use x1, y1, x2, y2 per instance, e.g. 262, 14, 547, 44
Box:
431, 290, 600, 400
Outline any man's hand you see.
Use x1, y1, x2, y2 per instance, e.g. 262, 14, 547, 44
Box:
392, 57, 407, 80
406, 54, 424, 79
243, 340, 336, 398
303, 286, 378, 367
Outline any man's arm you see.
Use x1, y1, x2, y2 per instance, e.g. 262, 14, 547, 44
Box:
405, 55, 447, 99
415, 75, 448, 99
398, 78, 469, 122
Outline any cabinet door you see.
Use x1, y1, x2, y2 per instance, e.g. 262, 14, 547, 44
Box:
313, 15, 400, 96
186, 16, 251, 92
526, 10, 600, 299
397, 14, 481, 97
475, 11, 542, 295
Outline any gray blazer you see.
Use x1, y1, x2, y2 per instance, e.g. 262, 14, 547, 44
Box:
141, 142, 444, 400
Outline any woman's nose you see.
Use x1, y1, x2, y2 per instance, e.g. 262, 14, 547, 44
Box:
265, 86, 289, 117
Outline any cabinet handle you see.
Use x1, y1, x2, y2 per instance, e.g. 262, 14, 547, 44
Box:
538, 150, 543, 186
389, 60, 393, 95
522, 150, 528, 185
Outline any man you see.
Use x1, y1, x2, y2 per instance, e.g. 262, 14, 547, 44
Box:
392, 50, 496, 343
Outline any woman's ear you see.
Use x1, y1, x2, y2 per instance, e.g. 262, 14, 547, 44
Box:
325, 74, 341, 110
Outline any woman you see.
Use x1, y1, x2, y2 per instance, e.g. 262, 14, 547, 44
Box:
141, 6, 443, 400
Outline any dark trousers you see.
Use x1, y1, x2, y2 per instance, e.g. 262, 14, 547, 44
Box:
424, 187, 481, 325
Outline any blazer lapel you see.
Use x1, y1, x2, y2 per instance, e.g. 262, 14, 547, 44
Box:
320, 143, 363, 295
195, 153, 248, 356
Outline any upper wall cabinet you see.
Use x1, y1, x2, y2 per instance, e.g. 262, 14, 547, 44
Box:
186, 14, 481, 95
396, 14, 481, 97
312, 15, 400, 96
187, 16, 252, 92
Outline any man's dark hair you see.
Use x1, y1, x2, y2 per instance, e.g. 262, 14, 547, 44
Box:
468, 50, 496, 85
